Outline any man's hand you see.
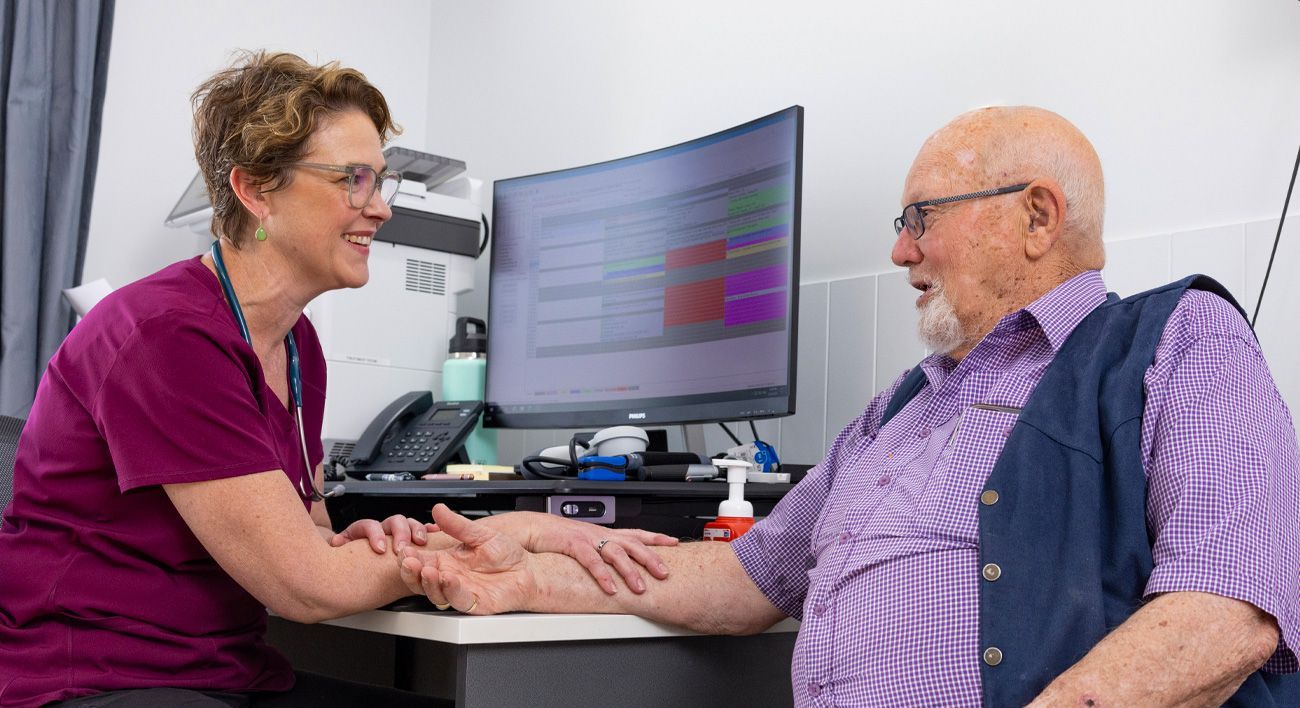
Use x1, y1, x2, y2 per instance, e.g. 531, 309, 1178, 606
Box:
400, 504, 536, 615
331, 514, 438, 554
469, 511, 676, 595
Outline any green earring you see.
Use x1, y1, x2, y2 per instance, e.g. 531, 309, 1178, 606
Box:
255, 225, 268, 242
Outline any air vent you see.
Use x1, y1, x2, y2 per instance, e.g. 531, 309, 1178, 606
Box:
327, 441, 356, 461
404, 259, 446, 295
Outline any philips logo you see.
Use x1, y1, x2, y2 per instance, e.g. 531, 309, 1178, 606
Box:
628, 412, 646, 420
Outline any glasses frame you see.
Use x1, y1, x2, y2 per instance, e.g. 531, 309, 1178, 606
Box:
291, 162, 404, 209
894, 183, 1030, 240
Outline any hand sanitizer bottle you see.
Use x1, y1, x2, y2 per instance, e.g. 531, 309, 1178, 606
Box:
703, 459, 755, 542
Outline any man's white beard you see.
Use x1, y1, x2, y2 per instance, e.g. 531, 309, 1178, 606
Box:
916, 280, 965, 355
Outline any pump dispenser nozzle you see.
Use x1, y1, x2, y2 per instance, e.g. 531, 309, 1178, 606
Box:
704, 459, 755, 542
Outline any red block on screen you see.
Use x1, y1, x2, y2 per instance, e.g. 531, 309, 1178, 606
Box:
664, 278, 724, 326
666, 240, 726, 270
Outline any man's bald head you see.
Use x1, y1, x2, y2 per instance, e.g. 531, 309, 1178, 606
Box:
910, 106, 1106, 269
894, 107, 1109, 359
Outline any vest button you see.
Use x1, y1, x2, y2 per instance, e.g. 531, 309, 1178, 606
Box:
982, 563, 1002, 581
983, 646, 1003, 666
980, 489, 1000, 506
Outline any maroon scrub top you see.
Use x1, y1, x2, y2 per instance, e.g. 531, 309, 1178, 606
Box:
0, 257, 326, 706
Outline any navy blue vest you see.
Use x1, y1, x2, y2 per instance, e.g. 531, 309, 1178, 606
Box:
882, 276, 1295, 705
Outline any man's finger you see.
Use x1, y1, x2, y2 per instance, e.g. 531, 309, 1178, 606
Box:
399, 553, 425, 596
418, 565, 446, 603
440, 571, 480, 614
430, 504, 494, 548
409, 556, 450, 607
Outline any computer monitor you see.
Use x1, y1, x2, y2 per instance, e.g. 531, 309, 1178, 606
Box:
484, 106, 803, 429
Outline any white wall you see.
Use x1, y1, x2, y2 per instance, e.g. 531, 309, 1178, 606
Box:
81, 0, 436, 289
418, 1, 1300, 462
79, 2, 1300, 464
425, 1, 1300, 281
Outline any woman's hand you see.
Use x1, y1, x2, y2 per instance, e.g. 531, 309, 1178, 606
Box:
400, 504, 535, 615
446, 511, 677, 596
330, 514, 438, 554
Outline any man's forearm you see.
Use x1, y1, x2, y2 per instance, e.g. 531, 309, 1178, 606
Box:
523, 541, 785, 635
1030, 591, 1279, 706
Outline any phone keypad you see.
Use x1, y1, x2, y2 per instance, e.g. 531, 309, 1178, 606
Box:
386, 428, 453, 466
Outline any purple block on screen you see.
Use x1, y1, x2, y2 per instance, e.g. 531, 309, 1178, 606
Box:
726, 264, 788, 296
725, 291, 786, 326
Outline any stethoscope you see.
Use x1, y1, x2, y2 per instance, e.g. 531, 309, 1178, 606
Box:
210, 240, 338, 502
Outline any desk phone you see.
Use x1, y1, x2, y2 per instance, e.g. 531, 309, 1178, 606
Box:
346, 391, 484, 478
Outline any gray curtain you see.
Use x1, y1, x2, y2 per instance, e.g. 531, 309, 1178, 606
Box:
0, 0, 114, 416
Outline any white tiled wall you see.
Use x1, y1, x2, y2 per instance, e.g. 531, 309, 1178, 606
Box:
1247, 217, 1300, 407
1101, 234, 1173, 297
775, 283, 828, 466
874, 271, 926, 403
497, 218, 1300, 466
1170, 225, 1246, 304
825, 276, 877, 453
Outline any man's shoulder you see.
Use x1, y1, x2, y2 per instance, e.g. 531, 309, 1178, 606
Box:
1142, 288, 1262, 388
1164, 287, 1255, 346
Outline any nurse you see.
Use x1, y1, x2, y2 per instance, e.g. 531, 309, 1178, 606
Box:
0, 51, 672, 707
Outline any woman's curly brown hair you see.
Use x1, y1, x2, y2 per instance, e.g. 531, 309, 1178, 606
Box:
191, 50, 401, 244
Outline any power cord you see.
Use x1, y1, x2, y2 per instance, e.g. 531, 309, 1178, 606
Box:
478, 213, 491, 258
519, 432, 593, 479
1252, 140, 1300, 328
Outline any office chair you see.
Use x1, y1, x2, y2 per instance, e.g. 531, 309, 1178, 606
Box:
0, 415, 24, 529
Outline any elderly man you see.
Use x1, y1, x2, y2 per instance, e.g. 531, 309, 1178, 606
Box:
402, 107, 1298, 705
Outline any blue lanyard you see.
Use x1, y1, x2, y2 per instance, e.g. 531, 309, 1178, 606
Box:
209, 241, 319, 501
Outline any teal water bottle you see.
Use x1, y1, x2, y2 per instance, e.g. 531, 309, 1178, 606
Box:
442, 317, 497, 464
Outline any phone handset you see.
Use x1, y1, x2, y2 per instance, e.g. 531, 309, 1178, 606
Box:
349, 391, 433, 466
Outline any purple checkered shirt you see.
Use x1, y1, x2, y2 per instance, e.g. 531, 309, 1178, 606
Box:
733, 270, 1300, 705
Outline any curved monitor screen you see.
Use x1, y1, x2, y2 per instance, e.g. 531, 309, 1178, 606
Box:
485, 106, 802, 428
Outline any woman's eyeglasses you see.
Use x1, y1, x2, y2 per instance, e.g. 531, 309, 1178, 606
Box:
292, 162, 403, 209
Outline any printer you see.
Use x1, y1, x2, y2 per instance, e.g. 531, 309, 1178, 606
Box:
164, 147, 484, 463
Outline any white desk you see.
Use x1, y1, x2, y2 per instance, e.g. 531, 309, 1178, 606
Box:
271, 610, 800, 707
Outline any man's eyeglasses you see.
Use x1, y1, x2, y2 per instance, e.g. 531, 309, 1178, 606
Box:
292, 162, 403, 209
893, 183, 1029, 240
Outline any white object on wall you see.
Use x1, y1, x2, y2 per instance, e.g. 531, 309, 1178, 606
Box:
62, 278, 113, 318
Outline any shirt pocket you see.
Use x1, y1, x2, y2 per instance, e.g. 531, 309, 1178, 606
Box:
915, 405, 1021, 542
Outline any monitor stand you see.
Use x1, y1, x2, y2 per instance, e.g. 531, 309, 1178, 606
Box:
681, 424, 709, 459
